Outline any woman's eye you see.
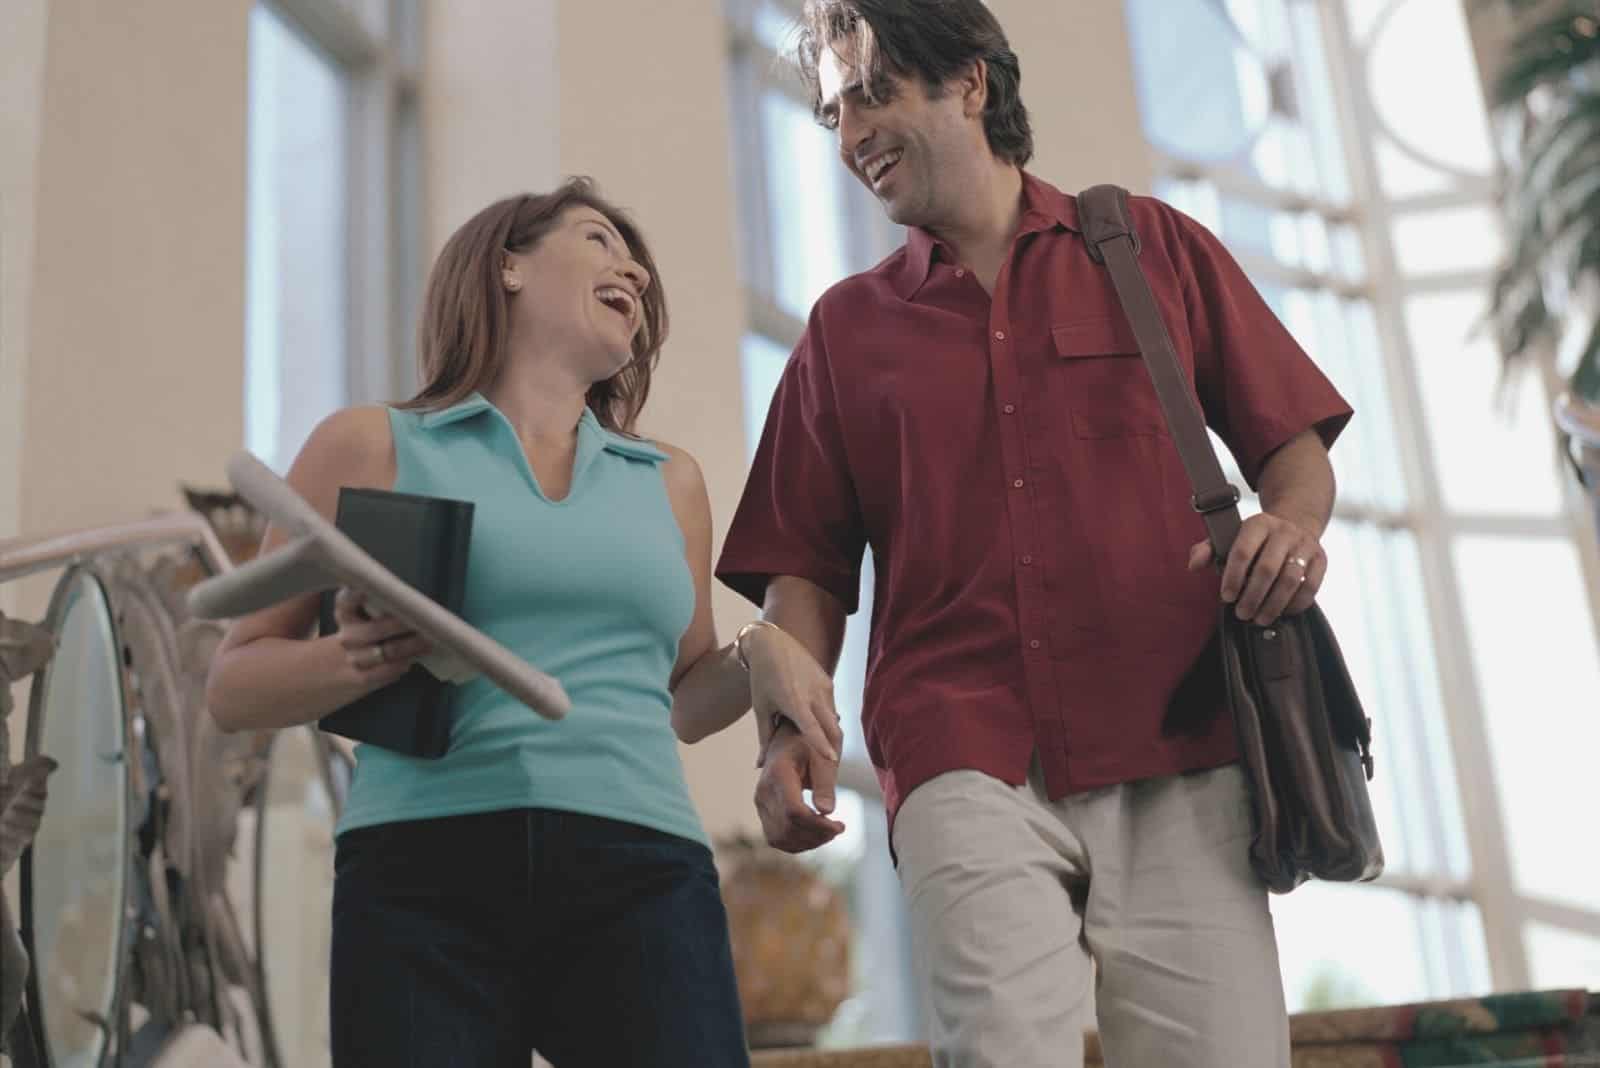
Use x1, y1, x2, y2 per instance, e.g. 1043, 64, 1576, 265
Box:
589, 232, 607, 245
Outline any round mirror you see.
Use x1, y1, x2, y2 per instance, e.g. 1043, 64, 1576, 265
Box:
23, 567, 131, 1068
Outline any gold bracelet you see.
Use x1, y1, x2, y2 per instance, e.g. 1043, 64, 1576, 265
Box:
734, 619, 779, 671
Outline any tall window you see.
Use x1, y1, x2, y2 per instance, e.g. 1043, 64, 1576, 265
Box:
1124, 0, 1600, 1007
247, 0, 423, 472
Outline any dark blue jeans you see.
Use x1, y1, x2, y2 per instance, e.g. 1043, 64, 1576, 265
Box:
330, 808, 750, 1068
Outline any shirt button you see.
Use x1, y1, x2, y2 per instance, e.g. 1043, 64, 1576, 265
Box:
1029, 639, 1042, 650
1002, 403, 1016, 414
1021, 554, 1033, 565
954, 268, 965, 278
994, 330, 1006, 341
1012, 478, 1024, 489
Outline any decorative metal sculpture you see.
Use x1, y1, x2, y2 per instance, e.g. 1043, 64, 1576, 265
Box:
0, 504, 345, 1067
1, 614, 59, 1049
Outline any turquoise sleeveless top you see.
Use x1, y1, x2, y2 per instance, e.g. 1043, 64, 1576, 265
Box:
334, 392, 706, 846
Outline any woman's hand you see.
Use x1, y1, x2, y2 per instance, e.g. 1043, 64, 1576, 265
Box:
741, 622, 844, 771
332, 587, 432, 688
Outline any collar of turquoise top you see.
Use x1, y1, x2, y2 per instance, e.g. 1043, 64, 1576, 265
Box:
416, 391, 668, 463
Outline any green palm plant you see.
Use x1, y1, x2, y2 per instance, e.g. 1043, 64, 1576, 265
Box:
1485, 1, 1600, 405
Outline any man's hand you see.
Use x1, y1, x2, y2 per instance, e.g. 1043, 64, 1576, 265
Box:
743, 622, 844, 769
755, 723, 846, 853
1187, 511, 1325, 626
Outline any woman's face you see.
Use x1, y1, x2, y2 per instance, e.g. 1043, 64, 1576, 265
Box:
503, 205, 651, 382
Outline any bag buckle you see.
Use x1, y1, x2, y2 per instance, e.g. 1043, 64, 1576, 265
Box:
1191, 485, 1241, 514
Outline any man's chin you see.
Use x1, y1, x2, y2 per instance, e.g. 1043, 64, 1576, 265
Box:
883, 198, 930, 229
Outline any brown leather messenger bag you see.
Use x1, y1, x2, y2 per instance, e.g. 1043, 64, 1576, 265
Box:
1077, 183, 1385, 894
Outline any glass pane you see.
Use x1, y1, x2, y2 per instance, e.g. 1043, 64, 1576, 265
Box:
1344, 0, 1393, 43
1405, 291, 1565, 516
1221, 0, 1292, 58
1332, 224, 1366, 284
835, 552, 875, 762
1125, 0, 1272, 162
1373, 135, 1454, 199
1391, 204, 1506, 277
754, 0, 799, 53
1208, 197, 1342, 278
1251, 115, 1316, 195
1367, 0, 1496, 177
1261, 292, 1407, 512
740, 332, 791, 461
1526, 922, 1600, 990
1328, 299, 1410, 512
1285, 0, 1352, 204
1318, 523, 1471, 880
247, 4, 349, 473
822, 795, 920, 1045
1272, 884, 1488, 1010
1154, 176, 1223, 234
27, 571, 128, 1068
761, 90, 849, 322
1453, 535, 1600, 912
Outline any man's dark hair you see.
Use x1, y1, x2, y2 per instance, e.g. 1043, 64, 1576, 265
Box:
795, 0, 1033, 167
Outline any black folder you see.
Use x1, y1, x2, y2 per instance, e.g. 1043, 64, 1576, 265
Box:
317, 487, 474, 758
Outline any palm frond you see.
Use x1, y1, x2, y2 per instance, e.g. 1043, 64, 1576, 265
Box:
1491, 6, 1600, 106
1509, 92, 1600, 197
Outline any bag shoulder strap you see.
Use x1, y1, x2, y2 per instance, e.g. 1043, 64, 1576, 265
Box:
1077, 183, 1243, 562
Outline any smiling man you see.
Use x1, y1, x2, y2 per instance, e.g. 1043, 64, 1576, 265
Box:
714, 2, 1353, 1065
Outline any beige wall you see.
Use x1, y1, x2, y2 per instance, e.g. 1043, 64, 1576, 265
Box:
10, 0, 249, 623
421, 0, 560, 258
1, 0, 52, 617
990, 0, 1153, 195
557, 0, 762, 837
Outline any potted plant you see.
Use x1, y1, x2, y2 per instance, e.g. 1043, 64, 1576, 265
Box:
1484, 0, 1600, 529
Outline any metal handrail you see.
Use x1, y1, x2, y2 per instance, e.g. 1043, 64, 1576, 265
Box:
0, 512, 233, 585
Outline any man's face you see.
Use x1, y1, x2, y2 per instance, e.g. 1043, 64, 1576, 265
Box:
816, 44, 980, 229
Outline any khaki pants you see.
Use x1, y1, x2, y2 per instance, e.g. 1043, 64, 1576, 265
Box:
892, 760, 1289, 1068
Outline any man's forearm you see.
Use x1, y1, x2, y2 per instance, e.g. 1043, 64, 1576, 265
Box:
762, 575, 849, 676
1256, 430, 1336, 536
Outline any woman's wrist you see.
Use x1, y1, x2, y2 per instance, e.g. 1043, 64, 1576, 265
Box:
733, 619, 780, 671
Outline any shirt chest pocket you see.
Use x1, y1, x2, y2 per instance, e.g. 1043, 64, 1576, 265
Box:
1050, 317, 1168, 439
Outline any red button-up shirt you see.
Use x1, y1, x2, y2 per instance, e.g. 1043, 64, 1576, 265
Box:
717, 174, 1352, 833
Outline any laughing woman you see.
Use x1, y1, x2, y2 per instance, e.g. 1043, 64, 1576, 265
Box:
204, 179, 834, 1067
